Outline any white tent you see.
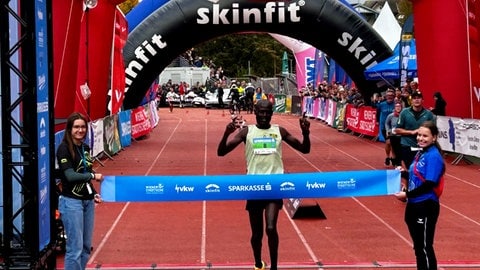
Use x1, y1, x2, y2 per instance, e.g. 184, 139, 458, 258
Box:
372, 2, 401, 50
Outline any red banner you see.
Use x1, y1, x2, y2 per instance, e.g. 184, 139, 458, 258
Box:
110, 9, 128, 115
130, 107, 152, 139
344, 104, 378, 137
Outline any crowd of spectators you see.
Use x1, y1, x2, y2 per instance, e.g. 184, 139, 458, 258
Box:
298, 81, 365, 107
296, 79, 445, 113
156, 47, 234, 108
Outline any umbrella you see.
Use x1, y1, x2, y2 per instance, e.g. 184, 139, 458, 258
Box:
364, 39, 417, 80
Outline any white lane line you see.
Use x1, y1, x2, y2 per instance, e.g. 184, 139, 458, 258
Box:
200, 119, 208, 264
445, 173, 480, 189
88, 202, 131, 264
88, 118, 183, 264
279, 117, 412, 264
351, 197, 412, 245
284, 210, 321, 267
441, 203, 480, 227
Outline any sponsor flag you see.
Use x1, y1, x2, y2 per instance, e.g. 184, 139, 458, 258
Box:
110, 9, 128, 115
399, 15, 414, 87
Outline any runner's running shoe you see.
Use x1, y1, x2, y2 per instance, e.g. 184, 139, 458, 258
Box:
254, 261, 266, 270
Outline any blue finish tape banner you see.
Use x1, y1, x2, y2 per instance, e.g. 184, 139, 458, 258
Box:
101, 170, 400, 202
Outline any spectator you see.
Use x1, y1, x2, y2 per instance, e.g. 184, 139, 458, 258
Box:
245, 83, 255, 114
385, 101, 403, 167
395, 121, 445, 270
429, 91, 447, 116
166, 87, 178, 112
216, 81, 225, 108
56, 112, 103, 270
376, 89, 396, 166
253, 87, 267, 105
394, 90, 436, 186
178, 82, 186, 108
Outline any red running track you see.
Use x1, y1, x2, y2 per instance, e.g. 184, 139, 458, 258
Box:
57, 107, 480, 270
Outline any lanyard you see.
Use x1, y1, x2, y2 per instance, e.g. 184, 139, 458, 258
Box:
78, 144, 88, 173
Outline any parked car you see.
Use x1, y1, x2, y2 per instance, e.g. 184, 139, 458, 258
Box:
191, 95, 206, 107
205, 88, 232, 109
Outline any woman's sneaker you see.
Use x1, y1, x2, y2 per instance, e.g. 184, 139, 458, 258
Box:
254, 261, 266, 270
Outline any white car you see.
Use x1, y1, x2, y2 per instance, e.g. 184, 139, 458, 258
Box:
191, 95, 206, 107
205, 88, 232, 109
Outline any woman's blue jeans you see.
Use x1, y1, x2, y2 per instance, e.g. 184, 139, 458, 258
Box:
59, 196, 95, 270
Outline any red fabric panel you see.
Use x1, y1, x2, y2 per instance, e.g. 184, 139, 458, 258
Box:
74, 1, 117, 121
52, 0, 83, 120
468, 0, 480, 118
413, 0, 472, 118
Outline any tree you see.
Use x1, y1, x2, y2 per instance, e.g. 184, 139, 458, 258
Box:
118, 0, 138, 15
195, 34, 290, 78
396, 0, 413, 26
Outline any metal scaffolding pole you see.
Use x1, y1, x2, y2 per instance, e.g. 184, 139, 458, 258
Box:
1, 0, 56, 268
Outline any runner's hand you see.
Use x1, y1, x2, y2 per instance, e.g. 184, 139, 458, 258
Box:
224, 117, 238, 134
299, 112, 310, 133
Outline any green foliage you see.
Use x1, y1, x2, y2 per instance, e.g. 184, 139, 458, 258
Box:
194, 34, 291, 78
118, 0, 139, 15
396, 0, 413, 26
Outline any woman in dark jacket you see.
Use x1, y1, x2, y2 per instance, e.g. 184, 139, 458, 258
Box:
430, 92, 447, 116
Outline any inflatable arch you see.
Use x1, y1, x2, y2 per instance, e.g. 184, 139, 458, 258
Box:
123, 0, 393, 110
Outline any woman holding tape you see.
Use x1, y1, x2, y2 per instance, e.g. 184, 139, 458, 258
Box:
395, 120, 445, 270
217, 100, 310, 270
56, 112, 103, 270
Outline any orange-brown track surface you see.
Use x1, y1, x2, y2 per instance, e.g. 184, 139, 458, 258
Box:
56, 107, 480, 270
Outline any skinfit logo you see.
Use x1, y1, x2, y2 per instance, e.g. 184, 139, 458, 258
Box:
280, 181, 295, 191
337, 32, 378, 69
125, 34, 168, 93
205, 183, 221, 193
197, 1, 303, 25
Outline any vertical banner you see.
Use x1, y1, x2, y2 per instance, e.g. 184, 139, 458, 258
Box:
282, 51, 289, 75
109, 9, 128, 115
327, 57, 336, 83
400, 15, 414, 87
268, 34, 316, 91
296, 46, 316, 89
90, 119, 105, 157
117, 110, 132, 148
313, 49, 325, 87
468, 0, 480, 118
103, 115, 122, 156
35, 0, 51, 250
